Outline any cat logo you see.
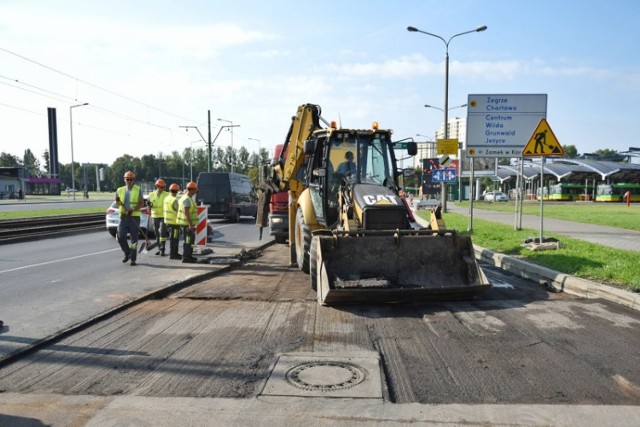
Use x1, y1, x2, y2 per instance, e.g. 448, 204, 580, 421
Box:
363, 194, 400, 205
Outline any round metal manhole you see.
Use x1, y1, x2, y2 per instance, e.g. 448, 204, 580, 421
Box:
284, 361, 368, 392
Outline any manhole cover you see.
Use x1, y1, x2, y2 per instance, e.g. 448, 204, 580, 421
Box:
285, 361, 367, 392
261, 352, 382, 398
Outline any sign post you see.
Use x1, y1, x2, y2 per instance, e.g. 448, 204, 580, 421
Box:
521, 119, 563, 249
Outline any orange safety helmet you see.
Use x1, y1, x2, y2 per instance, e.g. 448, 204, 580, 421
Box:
155, 178, 166, 188
169, 183, 180, 192
123, 171, 136, 179
186, 181, 198, 191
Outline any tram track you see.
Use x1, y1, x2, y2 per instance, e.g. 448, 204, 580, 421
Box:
0, 213, 104, 244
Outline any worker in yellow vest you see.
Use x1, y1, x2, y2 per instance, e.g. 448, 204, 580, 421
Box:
115, 171, 144, 266
177, 181, 199, 263
164, 183, 182, 260
148, 178, 168, 256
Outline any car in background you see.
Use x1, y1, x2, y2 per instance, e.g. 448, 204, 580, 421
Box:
415, 198, 440, 210
105, 196, 153, 237
196, 172, 258, 222
484, 191, 509, 202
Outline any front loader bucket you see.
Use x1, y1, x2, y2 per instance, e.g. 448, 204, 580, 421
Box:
314, 231, 490, 305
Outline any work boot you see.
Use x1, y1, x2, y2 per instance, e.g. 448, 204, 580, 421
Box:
155, 250, 161, 255
169, 254, 182, 260
160, 248, 165, 256
182, 256, 197, 264
130, 260, 136, 266
122, 251, 131, 263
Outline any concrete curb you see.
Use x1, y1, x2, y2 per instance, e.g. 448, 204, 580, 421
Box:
475, 245, 640, 312
411, 209, 640, 312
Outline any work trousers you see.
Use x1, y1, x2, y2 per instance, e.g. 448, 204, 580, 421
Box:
153, 217, 167, 252
182, 225, 195, 259
117, 215, 140, 262
167, 223, 181, 257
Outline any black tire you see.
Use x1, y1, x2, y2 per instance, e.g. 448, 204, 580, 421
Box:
310, 235, 319, 291
295, 207, 311, 273
108, 228, 117, 237
231, 209, 241, 223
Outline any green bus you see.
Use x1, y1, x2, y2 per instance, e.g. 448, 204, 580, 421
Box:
595, 183, 640, 202
547, 183, 594, 201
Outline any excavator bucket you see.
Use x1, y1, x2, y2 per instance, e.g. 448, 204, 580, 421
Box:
314, 230, 490, 305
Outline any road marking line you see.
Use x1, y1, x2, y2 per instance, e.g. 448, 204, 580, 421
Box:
0, 248, 119, 274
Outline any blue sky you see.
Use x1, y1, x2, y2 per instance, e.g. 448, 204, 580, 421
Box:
1, 0, 639, 165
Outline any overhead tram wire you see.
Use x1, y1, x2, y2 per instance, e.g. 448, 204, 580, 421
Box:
0, 46, 200, 125
0, 73, 204, 136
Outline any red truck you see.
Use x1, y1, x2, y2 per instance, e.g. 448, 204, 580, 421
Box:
268, 144, 289, 243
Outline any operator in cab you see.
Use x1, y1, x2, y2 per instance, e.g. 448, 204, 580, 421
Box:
336, 151, 356, 176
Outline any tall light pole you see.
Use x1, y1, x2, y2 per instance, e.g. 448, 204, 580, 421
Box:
179, 126, 207, 175
189, 140, 201, 181
69, 102, 89, 201
416, 133, 436, 157
424, 103, 467, 113
217, 118, 234, 172
248, 137, 261, 158
408, 24, 487, 211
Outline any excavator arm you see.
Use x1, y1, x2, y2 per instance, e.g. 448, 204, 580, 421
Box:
256, 104, 323, 248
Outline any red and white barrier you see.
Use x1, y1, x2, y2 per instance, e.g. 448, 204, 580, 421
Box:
196, 206, 208, 247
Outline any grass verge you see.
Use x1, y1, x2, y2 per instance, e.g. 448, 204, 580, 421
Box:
416, 209, 640, 292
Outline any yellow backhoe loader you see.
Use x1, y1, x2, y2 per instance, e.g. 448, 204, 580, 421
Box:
257, 103, 490, 305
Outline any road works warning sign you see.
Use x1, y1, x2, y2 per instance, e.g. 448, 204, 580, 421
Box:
521, 119, 563, 157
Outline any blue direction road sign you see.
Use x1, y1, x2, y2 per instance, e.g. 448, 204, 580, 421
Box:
431, 168, 457, 182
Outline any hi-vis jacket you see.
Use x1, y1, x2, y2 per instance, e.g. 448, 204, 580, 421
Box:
148, 190, 168, 218
163, 193, 180, 225
177, 194, 198, 226
116, 185, 142, 217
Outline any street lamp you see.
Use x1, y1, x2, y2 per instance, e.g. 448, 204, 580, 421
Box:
217, 118, 235, 172
424, 103, 467, 113
69, 102, 89, 201
248, 137, 262, 160
179, 125, 207, 174
408, 24, 487, 211
415, 133, 436, 159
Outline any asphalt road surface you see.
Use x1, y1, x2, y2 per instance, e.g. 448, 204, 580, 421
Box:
0, 218, 265, 360
1, 244, 639, 407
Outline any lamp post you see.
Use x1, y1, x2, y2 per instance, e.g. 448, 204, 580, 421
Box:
179, 125, 207, 175
248, 137, 262, 161
424, 103, 467, 113
408, 24, 487, 211
415, 133, 436, 160
210, 124, 240, 172
69, 102, 89, 201
217, 118, 234, 172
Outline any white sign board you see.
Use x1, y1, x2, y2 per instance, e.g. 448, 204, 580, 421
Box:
466, 94, 547, 158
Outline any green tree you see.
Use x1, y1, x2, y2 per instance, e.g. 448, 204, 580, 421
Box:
109, 155, 142, 190
42, 150, 50, 175
593, 149, 624, 162
0, 152, 21, 167
237, 146, 250, 173
22, 149, 40, 177
563, 145, 579, 158
213, 147, 226, 171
